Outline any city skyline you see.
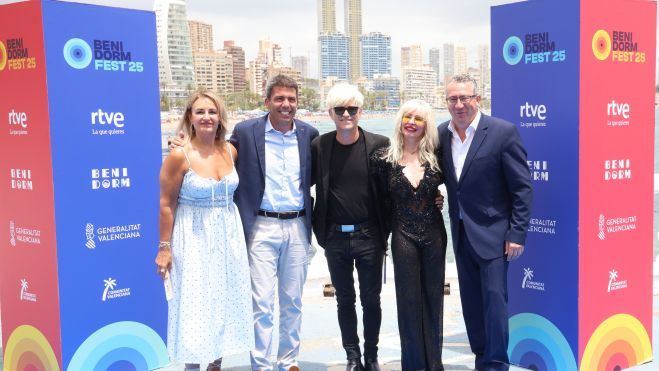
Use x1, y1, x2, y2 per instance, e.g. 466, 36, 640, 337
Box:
184, 0, 519, 78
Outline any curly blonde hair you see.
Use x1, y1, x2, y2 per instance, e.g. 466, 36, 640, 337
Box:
384, 99, 440, 171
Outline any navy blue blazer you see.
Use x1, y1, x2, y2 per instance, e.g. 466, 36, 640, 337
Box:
438, 114, 533, 260
230, 114, 319, 241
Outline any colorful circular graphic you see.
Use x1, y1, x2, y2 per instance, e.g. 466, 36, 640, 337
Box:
503, 36, 524, 65
592, 30, 612, 61
580, 313, 652, 371
509, 313, 577, 371
62, 38, 92, 69
0, 40, 7, 71
67, 321, 168, 371
4, 325, 61, 371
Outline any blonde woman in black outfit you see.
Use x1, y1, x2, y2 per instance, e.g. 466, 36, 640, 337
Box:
371, 99, 448, 371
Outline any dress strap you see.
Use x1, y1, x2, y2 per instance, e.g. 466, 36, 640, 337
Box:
226, 142, 234, 164
180, 147, 192, 169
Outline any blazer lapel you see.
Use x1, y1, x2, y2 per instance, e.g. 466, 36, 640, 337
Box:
253, 116, 266, 179
442, 126, 458, 185
320, 132, 334, 202
296, 120, 309, 183
458, 115, 488, 185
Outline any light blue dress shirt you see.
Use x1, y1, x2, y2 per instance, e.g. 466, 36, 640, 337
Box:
259, 117, 304, 212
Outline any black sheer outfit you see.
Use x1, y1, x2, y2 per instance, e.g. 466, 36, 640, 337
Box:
371, 148, 447, 371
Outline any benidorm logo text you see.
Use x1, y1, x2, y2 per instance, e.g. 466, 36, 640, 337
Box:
592, 30, 645, 63
604, 159, 631, 181
503, 32, 566, 65
91, 167, 130, 190
0, 38, 36, 72
10, 168, 32, 190
527, 160, 549, 181
63, 38, 144, 72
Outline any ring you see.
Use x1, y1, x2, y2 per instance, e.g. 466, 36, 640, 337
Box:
160, 269, 165, 273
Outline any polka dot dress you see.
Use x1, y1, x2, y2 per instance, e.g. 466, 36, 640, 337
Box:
167, 161, 254, 364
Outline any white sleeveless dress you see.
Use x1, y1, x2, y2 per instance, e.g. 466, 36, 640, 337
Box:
167, 146, 254, 364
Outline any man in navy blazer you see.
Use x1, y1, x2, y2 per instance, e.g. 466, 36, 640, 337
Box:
230, 75, 318, 371
438, 74, 532, 371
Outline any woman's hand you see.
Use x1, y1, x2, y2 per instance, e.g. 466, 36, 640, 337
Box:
155, 249, 172, 280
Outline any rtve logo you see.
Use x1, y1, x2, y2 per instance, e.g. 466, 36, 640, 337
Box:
520, 102, 546, 120
91, 109, 124, 128
8, 109, 27, 128
607, 100, 630, 119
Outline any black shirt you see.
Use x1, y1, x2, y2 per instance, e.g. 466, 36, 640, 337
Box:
327, 133, 373, 224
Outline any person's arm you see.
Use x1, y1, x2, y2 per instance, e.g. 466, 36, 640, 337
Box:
155, 149, 186, 279
501, 125, 533, 261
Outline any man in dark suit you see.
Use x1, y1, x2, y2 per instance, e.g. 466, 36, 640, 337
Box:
311, 84, 389, 371
230, 75, 319, 371
438, 74, 533, 371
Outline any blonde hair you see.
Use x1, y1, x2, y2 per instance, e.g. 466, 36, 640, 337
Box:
384, 99, 440, 171
325, 83, 364, 109
175, 89, 228, 145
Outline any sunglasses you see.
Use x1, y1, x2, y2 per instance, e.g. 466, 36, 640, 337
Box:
402, 114, 425, 125
333, 106, 360, 116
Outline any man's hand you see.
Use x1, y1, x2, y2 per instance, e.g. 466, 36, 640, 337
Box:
434, 189, 444, 210
168, 130, 185, 150
505, 241, 524, 261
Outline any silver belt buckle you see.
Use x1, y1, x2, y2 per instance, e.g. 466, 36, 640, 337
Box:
341, 224, 355, 232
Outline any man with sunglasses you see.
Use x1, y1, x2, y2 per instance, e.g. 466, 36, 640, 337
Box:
438, 74, 533, 371
311, 83, 389, 371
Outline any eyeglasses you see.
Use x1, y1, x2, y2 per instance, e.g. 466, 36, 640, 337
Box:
402, 114, 425, 125
333, 106, 360, 116
446, 95, 478, 105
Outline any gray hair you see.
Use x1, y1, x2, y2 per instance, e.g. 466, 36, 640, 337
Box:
325, 83, 364, 109
265, 74, 299, 99
446, 73, 479, 96
384, 99, 440, 172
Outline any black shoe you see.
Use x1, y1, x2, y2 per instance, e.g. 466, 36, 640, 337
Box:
346, 358, 365, 371
364, 358, 381, 371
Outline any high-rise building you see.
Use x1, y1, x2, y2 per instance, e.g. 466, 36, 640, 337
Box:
291, 56, 309, 78
442, 43, 455, 85
188, 20, 213, 52
477, 44, 490, 98
192, 50, 234, 94
401, 45, 423, 68
455, 46, 468, 75
429, 47, 440, 85
344, 0, 362, 81
247, 60, 267, 96
319, 32, 349, 80
360, 32, 391, 79
317, 0, 336, 34
401, 66, 437, 106
372, 74, 400, 108
223, 41, 246, 93
154, 0, 195, 99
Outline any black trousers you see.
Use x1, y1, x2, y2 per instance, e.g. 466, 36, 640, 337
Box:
391, 227, 446, 371
324, 225, 384, 360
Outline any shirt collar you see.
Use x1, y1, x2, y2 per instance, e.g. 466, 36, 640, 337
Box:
448, 110, 482, 135
266, 115, 296, 134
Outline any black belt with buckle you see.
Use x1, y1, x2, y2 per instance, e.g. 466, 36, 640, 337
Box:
331, 221, 375, 233
258, 209, 306, 219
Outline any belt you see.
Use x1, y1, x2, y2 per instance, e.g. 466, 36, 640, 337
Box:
258, 209, 305, 219
331, 220, 375, 233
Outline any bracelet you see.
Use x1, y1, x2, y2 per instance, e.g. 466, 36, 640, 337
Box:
159, 241, 171, 250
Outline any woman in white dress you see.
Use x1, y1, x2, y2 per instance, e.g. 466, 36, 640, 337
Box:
155, 90, 254, 371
